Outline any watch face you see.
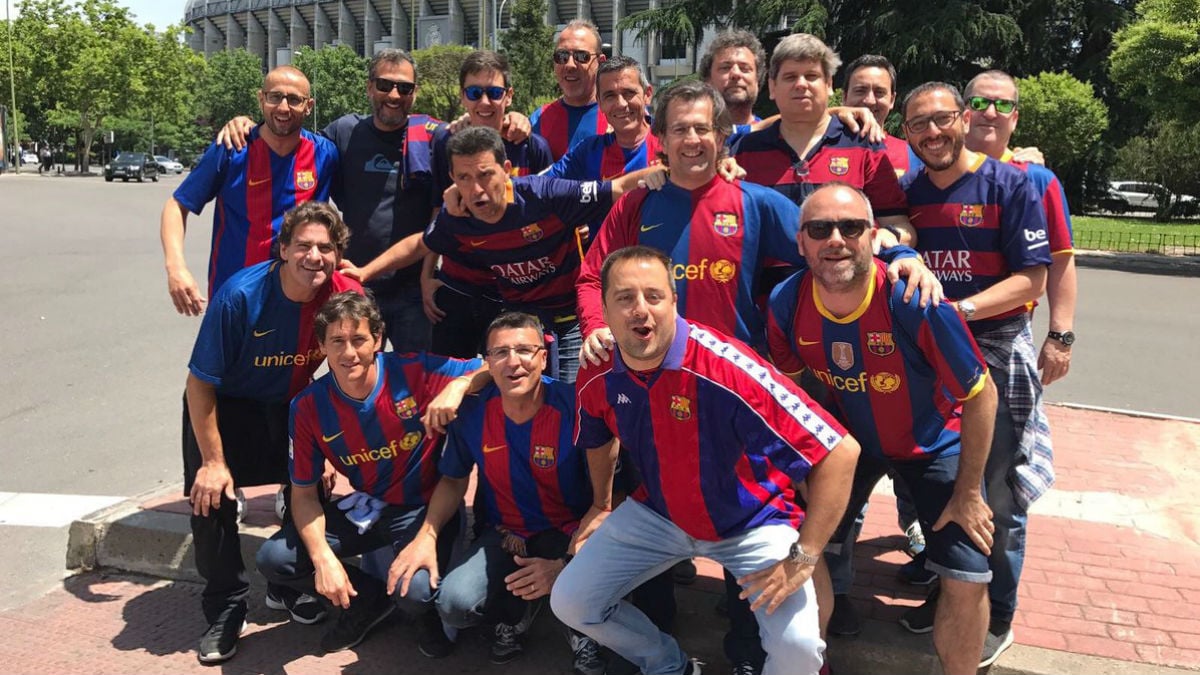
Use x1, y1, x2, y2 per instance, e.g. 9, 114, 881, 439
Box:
1060, 331, 1075, 345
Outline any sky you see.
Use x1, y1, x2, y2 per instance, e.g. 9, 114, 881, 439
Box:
6, 0, 188, 30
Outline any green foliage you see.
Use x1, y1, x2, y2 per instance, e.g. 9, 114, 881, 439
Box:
292, 45, 369, 129
410, 45, 473, 122
1115, 121, 1200, 220
500, 0, 558, 114
1110, 0, 1200, 126
194, 49, 263, 133
1011, 72, 1108, 204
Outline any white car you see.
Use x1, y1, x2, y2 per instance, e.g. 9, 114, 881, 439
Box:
1108, 180, 1198, 215
21, 151, 38, 165
154, 155, 184, 174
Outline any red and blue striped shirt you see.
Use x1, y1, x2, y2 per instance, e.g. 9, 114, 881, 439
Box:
530, 98, 608, 160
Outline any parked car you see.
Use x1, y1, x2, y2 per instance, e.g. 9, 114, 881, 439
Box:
154, 155, 183, 174
104, 152, 157, 183
21, 151, 38, 165
1108, 180, 1198, 215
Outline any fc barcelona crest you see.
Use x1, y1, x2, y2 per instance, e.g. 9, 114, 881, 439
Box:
295, 170, 316, 191
713, 212, 739, 237
958, 204, 984, 227
832, 341, 855, 370
669, 395, 692, 421
395, 396, 419, 420
521, 223, 544, 242
532, 445, 556, 469
828, 156, 850, 176
866, 332, 895, 357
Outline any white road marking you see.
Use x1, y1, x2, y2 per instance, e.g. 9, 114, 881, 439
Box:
0, 492, 125, 528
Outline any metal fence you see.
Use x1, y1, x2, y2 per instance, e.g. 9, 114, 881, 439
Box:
1075, 230, 1200, 256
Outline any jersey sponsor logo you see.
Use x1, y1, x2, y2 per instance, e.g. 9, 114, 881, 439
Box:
709, 259, 736, 283
491, 256, 557, 285
832, 341, 855, 370
870, 372, 902, 393
797, 337, 821, 346
672, 258, 735, 283
521, 223, 544, 242
484, 443, 506, 453
248, 176, 270, 187
669, 395, 692, 421
338, 433, 422, 466
958, 204, 984, 228
531, 445, 557, 469
921, 250, 975, 283
253, 328, 277, 337
866, 332, 895, 357
295, 170, 316, 191
399, 431, 423, 451
828, 156, 850, 176
617, 393, 632, 404
322, 431, 345, 443
812, 369, 871, 393
580, 181, 598, 203
713, 212, 740, 237
639, 222, 663, 233
254, 347, 323, 368
1024, 228, 1050, 250
394, 396, 418, 420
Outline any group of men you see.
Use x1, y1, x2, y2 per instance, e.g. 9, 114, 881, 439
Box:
159, 18, 1075, 675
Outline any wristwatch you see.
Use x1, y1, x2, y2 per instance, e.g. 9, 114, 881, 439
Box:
788, 541, 821, 566
957, 299, 977, 322
1047, 330, 1075, 346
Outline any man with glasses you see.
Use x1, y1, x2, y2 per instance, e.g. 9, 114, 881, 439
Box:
532, 20, 609, 160
161, 65, 338, 315
767, 183, 998, 675
963, 70, 1077, 388
899, 82, 1052, 669
391, 311, 605, 674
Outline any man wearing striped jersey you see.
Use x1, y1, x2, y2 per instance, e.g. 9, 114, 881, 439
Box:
531, 20, 609, 160
553, 246, 860, 675
767, 183, 998, 675
841, 54, 924, 179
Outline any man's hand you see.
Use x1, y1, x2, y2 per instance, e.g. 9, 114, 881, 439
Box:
737, 559, 815, 615
446, 113, 471, 134
421, 275, 446, 324
638, 166, 669, 191
215, 116, 257, 151
167, 265, 207, 316
1011, 146, 1045, 165
388, 534, 441, 597
338, 261, 367, 283
501, 112, 531, 144
569, 504, 611, 554
886, 257, 944, 308
580, 328, 614, 366
189, 461, 235, 517
831, 107, 884, 144
717, 157, 747, 182
505, 555, 564, 601
313, 553, 357, 609
442, 185, 468, 217
1038, 338, 1071, 385
321, 460, 338, 497
422, 377, 473, 435
933, 489, 994, 556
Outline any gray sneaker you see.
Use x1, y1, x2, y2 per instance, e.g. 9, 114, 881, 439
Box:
979, 626, 1014, 667
569, 630, 605, 675
491, 622, 523, 664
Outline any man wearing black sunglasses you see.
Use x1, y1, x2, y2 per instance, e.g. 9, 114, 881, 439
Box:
531, 20, 609, 160
767, 183, 999, 675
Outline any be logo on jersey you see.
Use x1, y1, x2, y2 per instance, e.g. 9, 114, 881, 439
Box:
521, 223, 543, 242
295, 170, 316, 191
828, 156, 850, 176
532, 445, 556, 469
958, 204, 984, 228
395, 396, 418, 420
670, 395, 692, 421
867, 332, 895, 357
713, 213, 739, 237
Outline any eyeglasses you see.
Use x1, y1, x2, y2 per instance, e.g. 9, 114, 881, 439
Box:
903, 110, 961, 135
801, 218, 871, 240
553, 49, 601, 65
485, 344, 546, 361
464, 85, 507, 102
373, 77, 417, 95
263, 91, 309, 107
967, 95, 1017, 114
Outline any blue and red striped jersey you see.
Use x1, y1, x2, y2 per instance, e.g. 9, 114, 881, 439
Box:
544, 129, 662, 181
1001, 150, 1074, 255
903, 154, 1052, 315
289, 352, 481, 506
575, 317, 846, 540
883, 133, 924, 179
440, 377, 591, 538
577, 177, 803, 349
423, 176, 613, 312
188, 261, 363, 402
530, 98, 608, 160
731, 118, 906, 217
174, 128, 339, 296
767, 260, 989, 462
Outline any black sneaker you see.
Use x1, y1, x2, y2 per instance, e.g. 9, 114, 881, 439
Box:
731, 660, 760, 675
265, 588, 328, 625
673, 559, 698, 585
417, 611, 454, 659
827, 594, 861, 637
490, 622, 523, 664
197, 603, 247, 664
683, 658, 704, 675
898, 584, 938, 634
319, 594, 395, 653
897, 552, 938, 586
568, 629, 605, 675
979, 624, 1015, 667
515, 597, 545, 635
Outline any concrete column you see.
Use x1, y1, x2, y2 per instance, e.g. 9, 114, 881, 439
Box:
227, 12, 246, 50
364, 0, 383, 54
267, 8, 288, 69
338, 0, 357, 52
314, 2, 333, 48
246, 10, 267, 66
203, 17, 225, 57
611, 0, 621, 56
389, 0, 411, 50
290, 6, 311, 51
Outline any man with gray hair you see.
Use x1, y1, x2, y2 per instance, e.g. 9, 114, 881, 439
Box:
700, 29, 767, 133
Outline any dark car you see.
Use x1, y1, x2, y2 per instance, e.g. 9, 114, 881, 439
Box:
105, 152, 157, 183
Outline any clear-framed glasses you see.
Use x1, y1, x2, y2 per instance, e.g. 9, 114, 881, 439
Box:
485, 344, 546, 361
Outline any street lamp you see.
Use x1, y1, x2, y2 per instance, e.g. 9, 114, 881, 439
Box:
6, 0, 20, 174
491, 0, 513, 51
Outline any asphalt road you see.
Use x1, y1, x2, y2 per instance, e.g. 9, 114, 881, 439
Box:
0, 172, 1197, 611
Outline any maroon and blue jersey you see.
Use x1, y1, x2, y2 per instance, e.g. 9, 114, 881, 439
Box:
731, 117, 907, 218
289, 352, 481, 506
188, 261, 362, 402
440, 377, 591, 538
174, 128, 338, 296
423, 175, 613, 312
884, 133, 924, 179
903, 154, 1052, 316
530, 98, 608, 160
575, 317, 846, 541
544, 129, 662, 181
577, 177, 803, 349
767, 260, 989, 462
1002, 150, 1074, 254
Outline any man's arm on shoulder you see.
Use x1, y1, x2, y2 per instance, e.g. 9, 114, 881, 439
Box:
345, 231, 430, 283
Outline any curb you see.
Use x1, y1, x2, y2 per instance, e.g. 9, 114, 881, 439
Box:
1075, 249, 1200, 277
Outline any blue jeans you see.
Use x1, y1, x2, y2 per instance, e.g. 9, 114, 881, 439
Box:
985, 366, 1026, 623
374, 283, 431, 353
826, 469, 921, 595
551, 500, 823, 675
438, 527, 569, 628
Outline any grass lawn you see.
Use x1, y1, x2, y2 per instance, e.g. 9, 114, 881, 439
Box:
1073, 215, 1200, 254
1074, 215, 1200, 237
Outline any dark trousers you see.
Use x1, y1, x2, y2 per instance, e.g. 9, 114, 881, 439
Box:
431, 285, 503, 358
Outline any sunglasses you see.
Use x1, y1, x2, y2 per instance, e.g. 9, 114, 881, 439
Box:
464, 85, 507, 102
553, 49, 601, 65
373, 77, 417, 95
801, 218, 871, 240
967, 96, 1017, 114
263, 91, 309, 107
903, 110, 961, 135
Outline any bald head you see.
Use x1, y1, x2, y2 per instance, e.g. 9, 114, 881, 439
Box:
258, 66, 313, 139
800, 182, 874, 225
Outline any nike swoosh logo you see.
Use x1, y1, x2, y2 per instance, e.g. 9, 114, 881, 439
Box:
253, 329, 276, 337
248, 177, 269, 187
483, 444, 505, 453
640, 223, 663, 233
797, 338, 821, 346
322, 431, 344, 442
469, 240, 487, 247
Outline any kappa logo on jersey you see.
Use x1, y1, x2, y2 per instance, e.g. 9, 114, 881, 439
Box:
866, 332, 895, 357
832, 342, 855, 370
870, 372, 902, 393
669, 395, 692, 421
295, 170, 316, 191
394, 396, 418, 420
580, 181, 598, 203
399, 431, 423, 451
531, 445, 556, 469
617, 393, 632, 404
958, 204, 984, 228
521, 223, 544, 242
829, 156, 850, 176
713, 212, 739, 237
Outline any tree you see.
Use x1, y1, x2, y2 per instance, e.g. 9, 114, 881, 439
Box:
410, 45, 473, 122
1010, 72, 1108, 207
194, 49, 263, 134
499, 0, 558, 114
1115, 121, 1200, 220
292, 45, 369, 130
1109, 0, 1200, 127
